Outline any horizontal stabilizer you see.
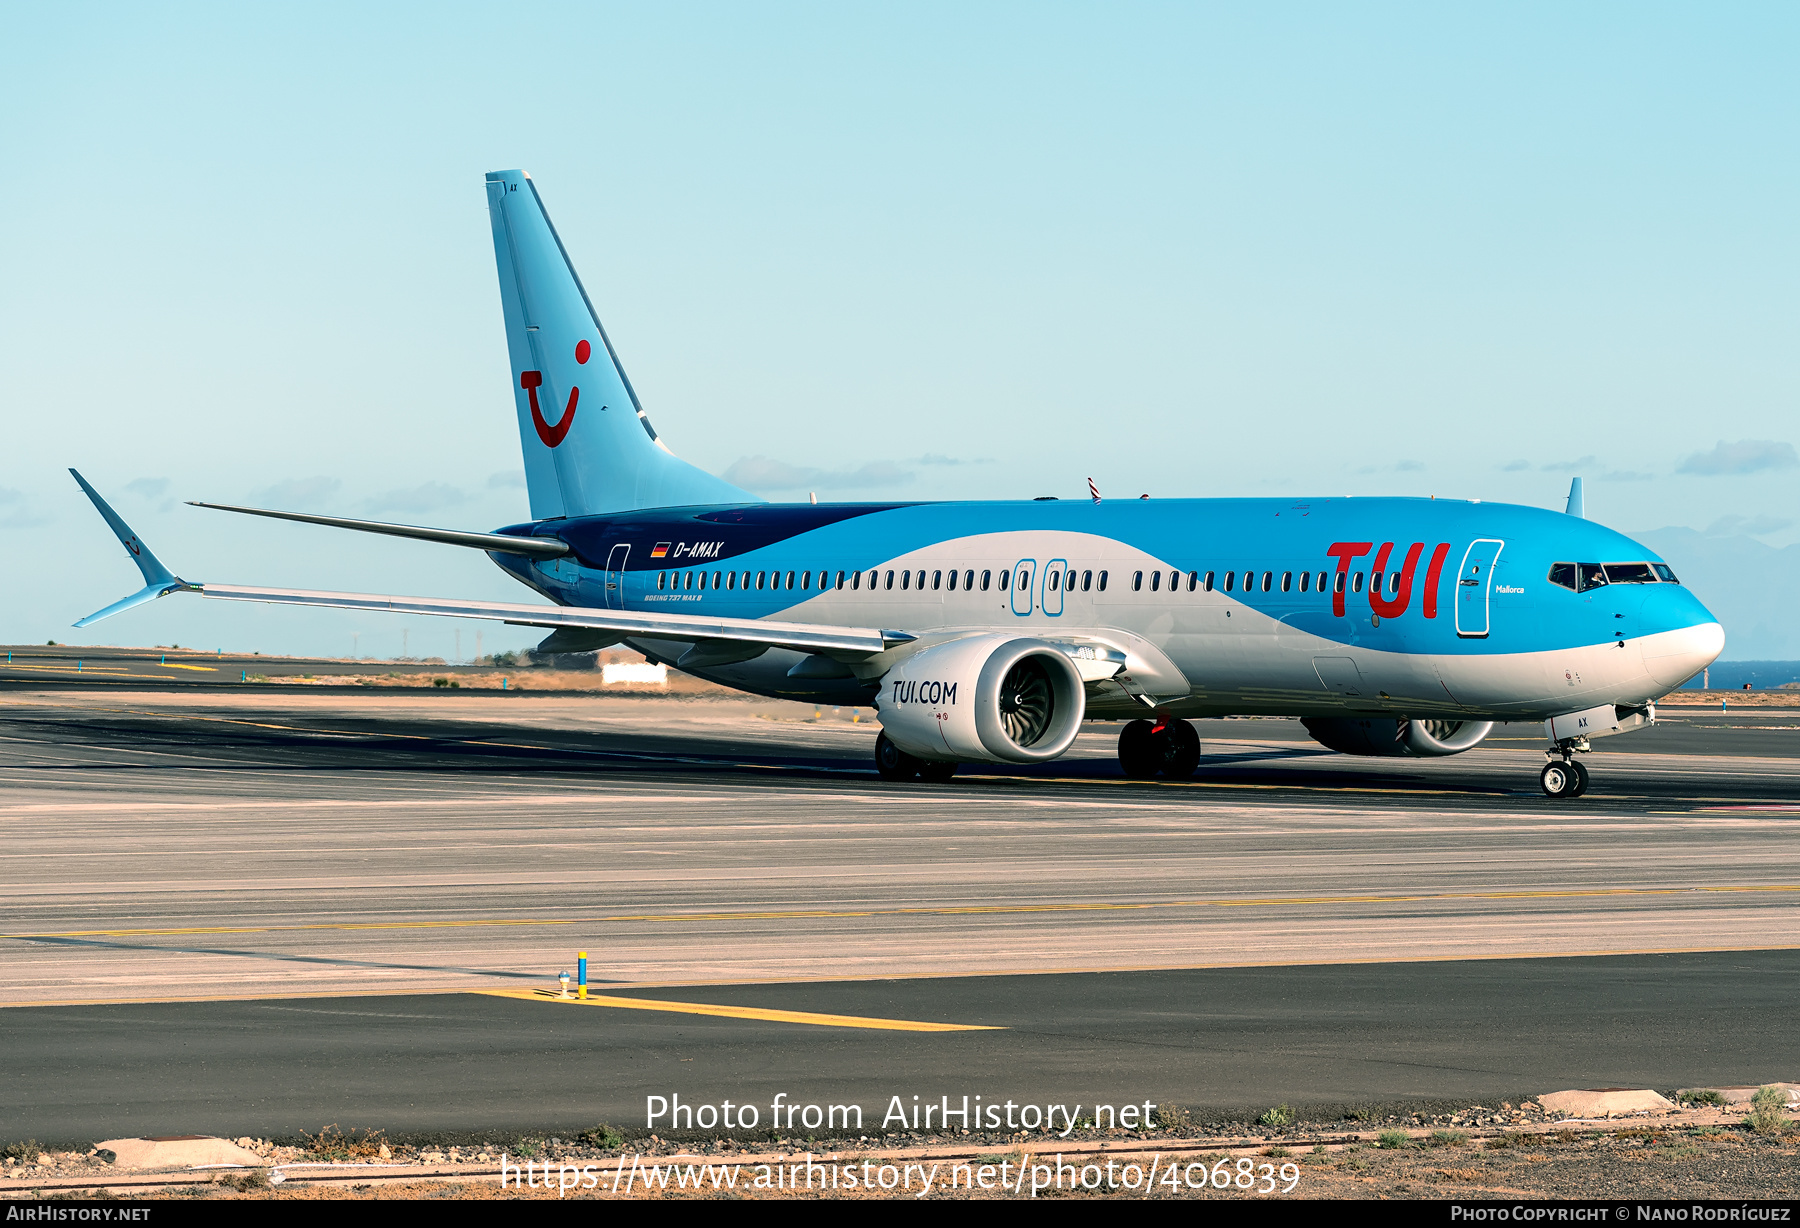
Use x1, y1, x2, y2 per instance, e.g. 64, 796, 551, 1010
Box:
197, 582, 915, 660
187, 502, 569, 558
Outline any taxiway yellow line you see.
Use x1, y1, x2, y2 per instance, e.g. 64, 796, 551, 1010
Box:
15, 882, 1799, 941
476, 987, 1000, 1031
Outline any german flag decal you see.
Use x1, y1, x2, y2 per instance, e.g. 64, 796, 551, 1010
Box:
650, 542, 671, 559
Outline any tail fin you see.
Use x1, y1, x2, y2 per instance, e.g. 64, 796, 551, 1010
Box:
484, 170, 756, 518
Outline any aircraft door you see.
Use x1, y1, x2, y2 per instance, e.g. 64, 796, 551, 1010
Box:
1455, 539, 1504, 638
1011, 559, 1035, 616
603, 544, 630, 610
1043, 557, 1067, 616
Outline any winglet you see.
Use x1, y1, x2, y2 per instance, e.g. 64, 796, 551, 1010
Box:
1564, 477, 1584, 519
68, 469, 194, 626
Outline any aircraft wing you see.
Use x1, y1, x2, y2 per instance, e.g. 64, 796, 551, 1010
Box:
197, 583, 913, 659
69, 470, 912, 659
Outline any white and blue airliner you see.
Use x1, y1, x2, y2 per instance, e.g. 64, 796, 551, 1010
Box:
71, 170, 1725, 797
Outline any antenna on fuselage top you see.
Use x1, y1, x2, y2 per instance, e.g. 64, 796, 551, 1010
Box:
1565, 477, 1585, 519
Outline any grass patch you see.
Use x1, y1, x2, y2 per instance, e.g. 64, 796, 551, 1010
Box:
1484, 1132, 1530, 1151
1155, 1104, 1194, 1131
3, 1141, 41, 1165
1428, 1130, 1470, 1148
1258, 1105, 1294, 1128
578, 1125, 624, 1149
1680, 1089, 1726, 1107
1746, 1086, 1792, 1136
1552, 1129, 1580, 1144
1376, 1130, 1412, 1150
302, 1125, 387, 1161
1261, 1146, 1292, 1158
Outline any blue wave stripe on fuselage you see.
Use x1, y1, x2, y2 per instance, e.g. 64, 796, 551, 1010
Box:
487, 496, 1719, 658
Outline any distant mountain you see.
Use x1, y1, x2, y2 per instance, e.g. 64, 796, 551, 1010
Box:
1631, 527, 1799, 660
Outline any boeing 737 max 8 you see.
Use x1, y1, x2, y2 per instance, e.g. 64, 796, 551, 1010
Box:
70, 170, 1725, 798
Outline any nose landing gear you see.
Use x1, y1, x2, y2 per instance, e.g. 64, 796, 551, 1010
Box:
1540, 746, 1591, 798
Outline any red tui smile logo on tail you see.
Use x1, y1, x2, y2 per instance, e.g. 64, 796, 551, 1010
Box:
522, 340, 592, 447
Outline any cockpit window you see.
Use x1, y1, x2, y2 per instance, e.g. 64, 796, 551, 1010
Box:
1653, 563, 1679, 583
1548, 562, 1577, 591
1603, 562, 1657, 584
1577, 563, 1608, 592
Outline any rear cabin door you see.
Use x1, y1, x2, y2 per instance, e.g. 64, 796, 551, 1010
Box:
1455, 539, 1504, 638
603, 544, 630, 610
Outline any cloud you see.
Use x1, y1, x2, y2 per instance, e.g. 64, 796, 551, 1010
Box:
1501, 459, 1531, 472
722, 456, 915, 493
916, 453, 994, 467
1704, 514, 1794, 538
253, 477, 342, 509
1394, 459, 1425, 472
487, 471, 526, 489
1540, 455, 1598, 474
1676, 439, 1800, 476
125, 476, 175, 512
365, 482, 469, 515
0, 487, 51, 529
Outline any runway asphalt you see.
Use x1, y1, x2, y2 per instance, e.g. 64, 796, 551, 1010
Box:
2, 684, 1797, 1142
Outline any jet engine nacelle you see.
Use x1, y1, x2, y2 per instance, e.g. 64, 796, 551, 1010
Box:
1301, 717, 1494, 757
877, 635, 1086, 764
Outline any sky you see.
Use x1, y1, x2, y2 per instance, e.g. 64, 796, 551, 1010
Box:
3, 3, 1796, 661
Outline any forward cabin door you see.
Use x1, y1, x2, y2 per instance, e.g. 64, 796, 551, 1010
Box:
1455, 539, 1503, 638
603, 544, 630, 610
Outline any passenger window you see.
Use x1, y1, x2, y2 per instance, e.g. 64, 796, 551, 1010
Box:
1370, 571, 1383, 596
1098, 570, 1108, 591
1149, 571, 1160, 592
1299, 571, 1310, 592
657, 572, 666, 590
1048, 570, 1059, 592
756, 572, 767, 590
1389, 572, 1400, 594
726, 571, 736, 590
982, 570, 992, 591
744, 571, 754, 589
851, 570, 861, 590
1169, 570, 1180, 591
800, 571, 811, 590
1318, 571, 1329, 592
1261, 571, 1272, 592
785, 570, 795, 589
1016, 567, 1030, 592
868, 570, 878, 589
1133, 570, 1144, 591
885, 570, 895, 590
998, 569, 1009, 592
933, 569, 943, 590
1203, 571, 1214, 592
1334, 572, 1345, 594
1282, 572, 1292, 592
1352, 572, 1364, 593
1082, 570, 1093, 591
1578, 563, 1607, 592
1223, 571, 1235, 593
946, 570, 957, 591
1187, 570, 1197, 592
835, 570, 845, 590
1243, 571, 1254, 592
917, 569, 926, 589
1548, 563, 1576, 590
688, 571, 697, 590
1653, 563, 1678, 583
901, 570, 910, 590
965, 569, 975, 590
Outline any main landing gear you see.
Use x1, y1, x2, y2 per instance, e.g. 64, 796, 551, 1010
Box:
1539, 747, 1591, 798
875, 731, 958, 782
1118, 717, 1201, 780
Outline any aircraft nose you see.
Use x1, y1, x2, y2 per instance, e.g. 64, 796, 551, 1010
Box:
1638, 586, 1725, 689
